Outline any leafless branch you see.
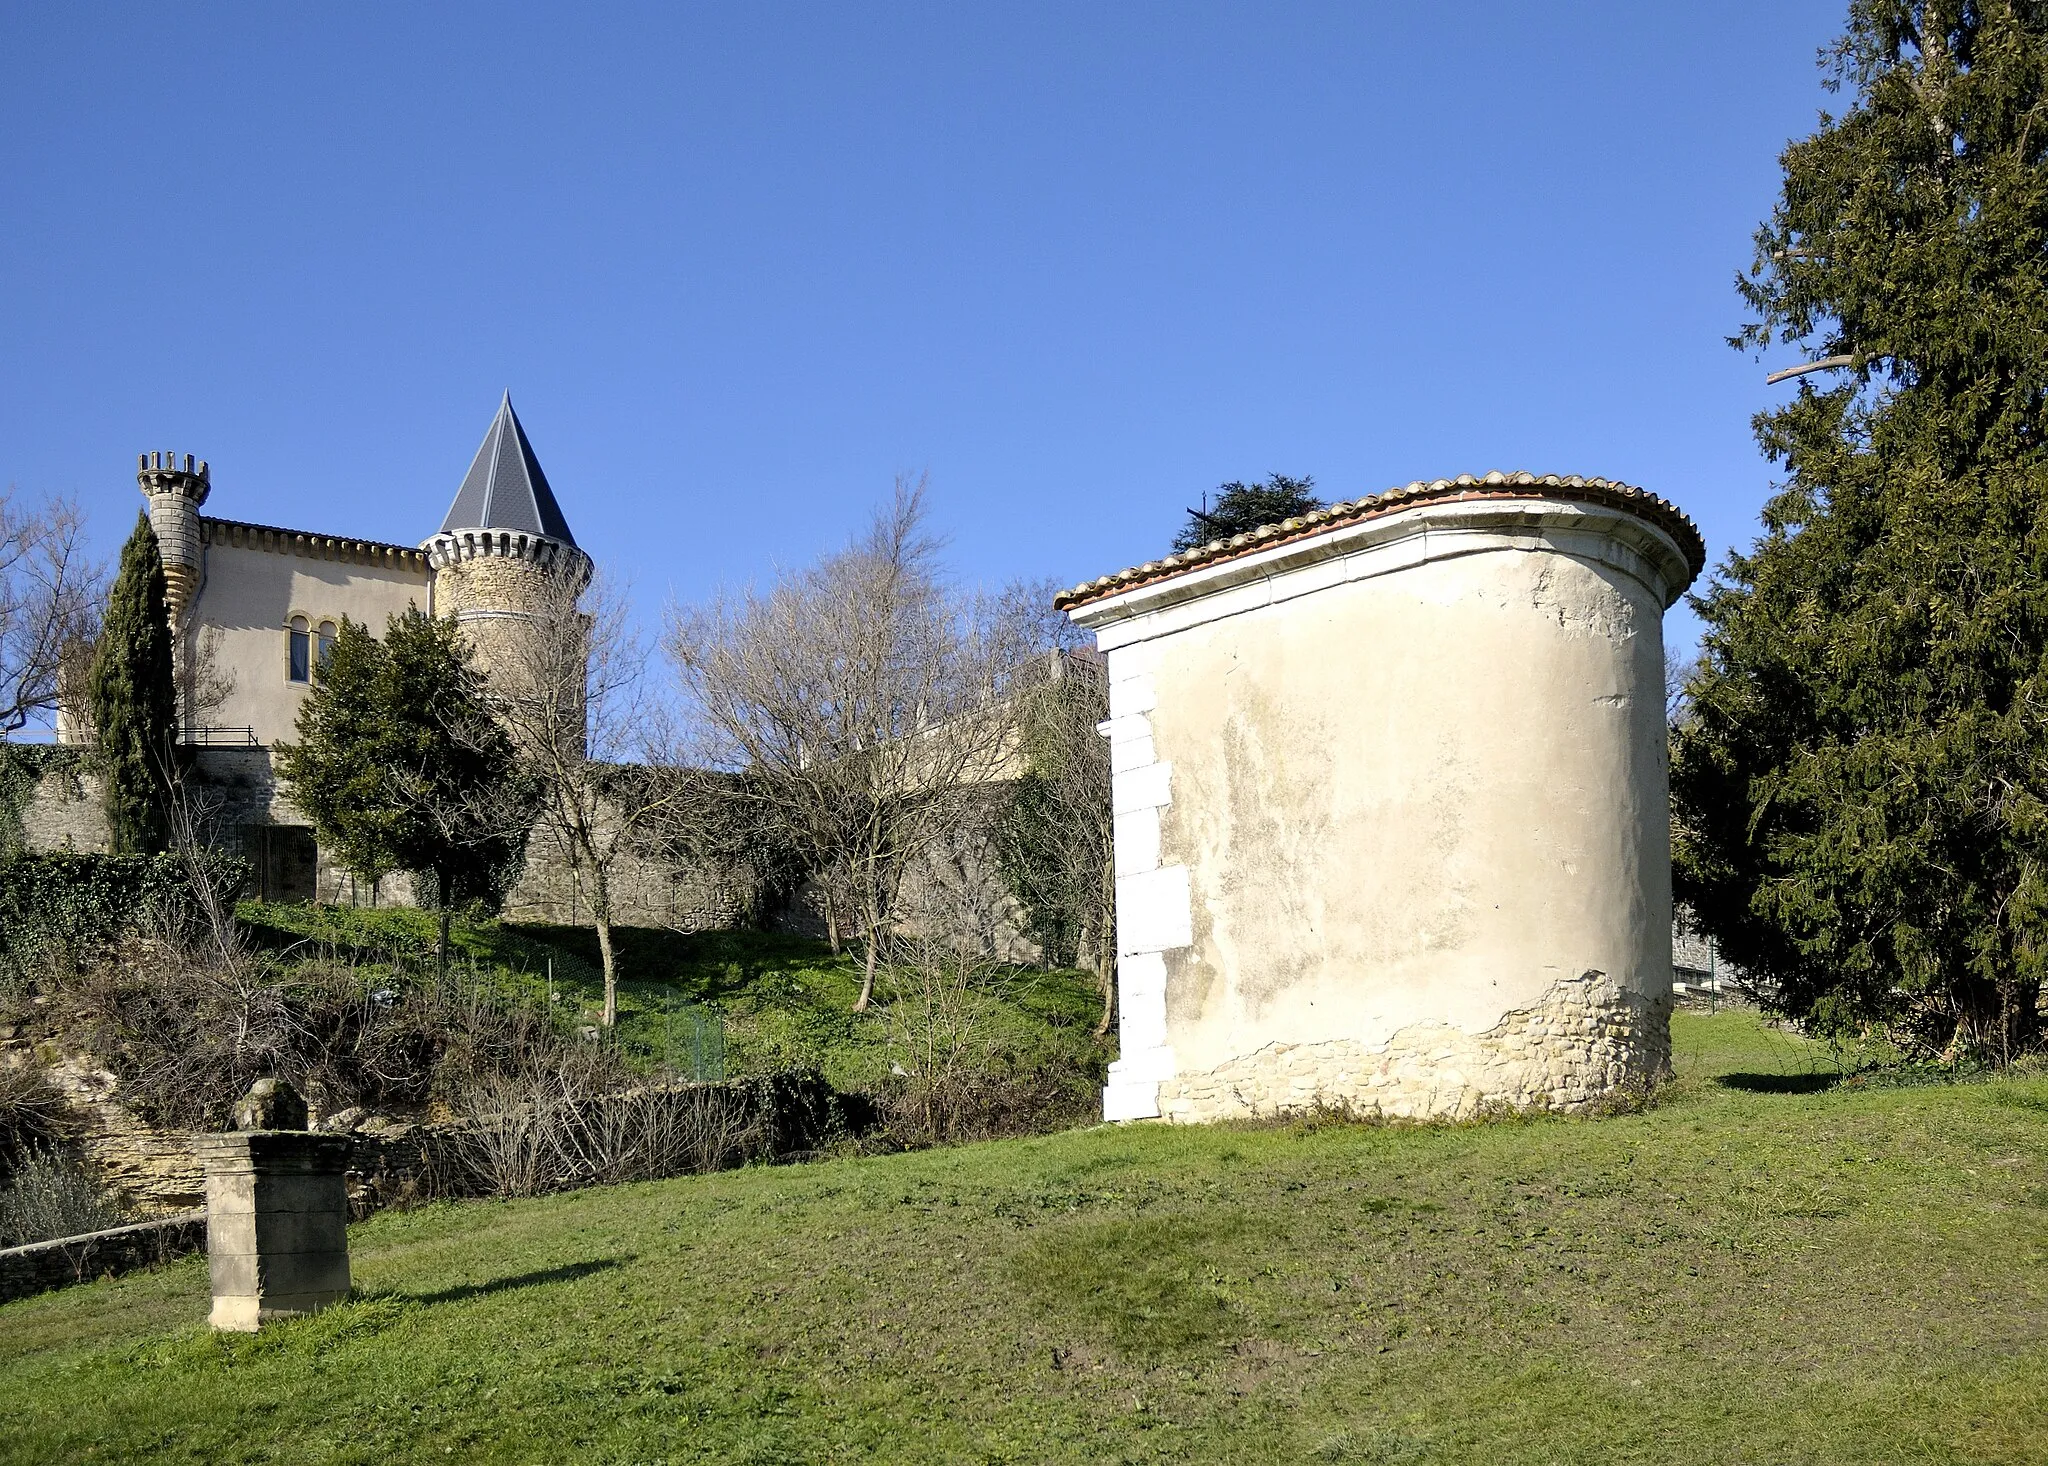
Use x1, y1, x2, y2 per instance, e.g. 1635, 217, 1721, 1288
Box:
667, 475, 1044, 1010
0, 488, 104, 737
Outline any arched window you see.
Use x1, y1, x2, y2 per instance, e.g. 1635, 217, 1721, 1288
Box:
317, 620, 338, 669
288, 616, 310, 683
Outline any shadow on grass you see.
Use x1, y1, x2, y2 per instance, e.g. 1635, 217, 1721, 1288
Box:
1716, 1072, 1842, 1094
403, 1258, 627, 1307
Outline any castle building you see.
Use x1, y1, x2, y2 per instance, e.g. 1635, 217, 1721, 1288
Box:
139, 393, 589, 750
25, 395, 747, 927
60, 397, 589, 904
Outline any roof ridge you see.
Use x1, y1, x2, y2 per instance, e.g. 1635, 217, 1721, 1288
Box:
1054, 471, 1706, 611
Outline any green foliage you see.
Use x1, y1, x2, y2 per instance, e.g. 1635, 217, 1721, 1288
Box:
994, 668, 1112, 974
0, 851, 241, 985
999, 771, 1084, 962
1675, 2, 2048, 1057
0, 1146, 123, 1248
85, 514, 175, 855
276, 609, 534, 920
1172, 473, 1323, 553
6, 1013, 2048, 1462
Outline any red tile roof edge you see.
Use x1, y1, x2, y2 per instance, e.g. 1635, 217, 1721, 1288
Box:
1053, 472, 1705, 612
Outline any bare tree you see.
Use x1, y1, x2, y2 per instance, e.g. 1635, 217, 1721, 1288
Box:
668, 476, 1028, 1011
1665, 645, 1698, 729
0, 488, 103, 737
992, 640, 1115, 1033
492, 570, 693, 1028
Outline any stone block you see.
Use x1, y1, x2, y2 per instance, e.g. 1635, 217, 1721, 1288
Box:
1112, 808, 1161, 877
1116, 865, 1192, 956
1111, 760, 1173, 815
1109, 730, 1158, 774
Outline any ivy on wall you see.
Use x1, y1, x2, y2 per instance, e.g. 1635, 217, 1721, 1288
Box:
0, 850, 245, 985
0, 744, 96, 863
0, 745, 246, 984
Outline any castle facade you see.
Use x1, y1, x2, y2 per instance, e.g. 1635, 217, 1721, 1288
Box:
31, 398, 744, 927
135, 394, 587, 750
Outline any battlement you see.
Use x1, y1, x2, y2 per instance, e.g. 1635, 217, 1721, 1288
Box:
137, 451, 212, 504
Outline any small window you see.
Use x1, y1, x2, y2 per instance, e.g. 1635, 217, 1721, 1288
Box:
288, 616, 310, 683
317, 621, 338, 669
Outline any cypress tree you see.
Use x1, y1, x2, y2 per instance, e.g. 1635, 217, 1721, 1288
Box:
1674, 2, 2048, 1060
87, 512, 177, 854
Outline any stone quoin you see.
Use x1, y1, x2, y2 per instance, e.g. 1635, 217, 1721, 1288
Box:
1058, 472, 1706, 1124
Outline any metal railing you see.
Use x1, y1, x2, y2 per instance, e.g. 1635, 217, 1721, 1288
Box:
179, 725, 261, 748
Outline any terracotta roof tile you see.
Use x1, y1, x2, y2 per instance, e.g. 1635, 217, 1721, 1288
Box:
1053, 471, 1705, 611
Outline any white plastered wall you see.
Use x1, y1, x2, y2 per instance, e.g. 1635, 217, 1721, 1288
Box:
1074, 498, 1692, 1123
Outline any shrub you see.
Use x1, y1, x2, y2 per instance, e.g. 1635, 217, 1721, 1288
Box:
877, 939, 1102, 1148
0, 1066, 74, 1178
56, 944, 583, 1130
0, 1146, 124, 1247
443, 1068, 774, 1199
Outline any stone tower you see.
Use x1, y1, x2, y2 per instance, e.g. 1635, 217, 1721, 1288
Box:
138, 451, 210, 620
423, 394, 590, 686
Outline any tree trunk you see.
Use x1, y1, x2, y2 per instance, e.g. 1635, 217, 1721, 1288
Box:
824, 889, 842, 956
855, 931, 879, 1012
436, 900, 452, 987
594, 865, 619, 1029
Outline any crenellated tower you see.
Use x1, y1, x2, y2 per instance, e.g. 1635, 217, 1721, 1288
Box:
422, 394, 591, 691
138, 451, 210, 620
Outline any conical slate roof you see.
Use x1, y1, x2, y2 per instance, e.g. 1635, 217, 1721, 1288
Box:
439, 394, 577, 546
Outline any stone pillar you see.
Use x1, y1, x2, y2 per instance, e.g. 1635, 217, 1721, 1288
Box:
194, 1131, 353, 1331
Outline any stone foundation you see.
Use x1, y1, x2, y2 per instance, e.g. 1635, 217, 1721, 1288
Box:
1155, 970, 1673, 1123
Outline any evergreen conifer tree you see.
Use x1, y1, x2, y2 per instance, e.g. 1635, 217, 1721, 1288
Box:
87, 513, 176, 854
1172, 474, 1323, 553
1674, 1, 2048, 1059
277, 609, 533, 974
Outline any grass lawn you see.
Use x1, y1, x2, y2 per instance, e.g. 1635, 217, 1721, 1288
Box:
235, 904, 1109, 1094
3, 1011, 2046, 1463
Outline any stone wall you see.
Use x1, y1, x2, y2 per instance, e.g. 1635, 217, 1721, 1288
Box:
501, 830, 751, 932
39, 1055, 208, 1213
1157, 969, 1673, 1122
17, 761, 107, 855
0, 1211, 206, 1305
17, 748, 744, 925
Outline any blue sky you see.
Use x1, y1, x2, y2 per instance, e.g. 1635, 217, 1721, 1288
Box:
1, 3, 1843, 655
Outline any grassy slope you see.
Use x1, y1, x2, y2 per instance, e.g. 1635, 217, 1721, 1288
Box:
235, 904, 1108, 1093
4, 1012, 2047, 1464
